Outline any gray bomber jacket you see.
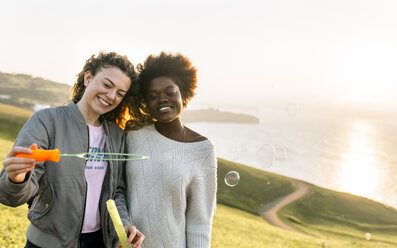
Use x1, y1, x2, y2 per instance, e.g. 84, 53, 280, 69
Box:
0, 101, 130, 248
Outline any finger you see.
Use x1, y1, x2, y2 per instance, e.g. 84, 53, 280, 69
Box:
30, 143, 38, 150
6, 164, 34, 180
126, 226, 137, 245
3, 157, 36, 168
133, 233, 145, 248
10, 166, 34, 175
7, 146, 34, 158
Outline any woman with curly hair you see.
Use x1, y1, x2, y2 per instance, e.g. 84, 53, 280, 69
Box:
0, 52, 144, 248
123, 52, 217, 247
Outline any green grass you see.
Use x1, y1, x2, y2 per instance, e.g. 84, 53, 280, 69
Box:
212, 204, 396, 248
278, 185, 397, 245
0, 103, 32, 141
216, 158, 296, 215
1, 103, 397, 247
0, 137, 30, 247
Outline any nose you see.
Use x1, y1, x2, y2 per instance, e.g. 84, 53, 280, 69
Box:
107, 90, 117, 101
159, 93, 169, 103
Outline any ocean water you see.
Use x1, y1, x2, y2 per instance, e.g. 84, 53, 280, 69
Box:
187, 109, 397, 209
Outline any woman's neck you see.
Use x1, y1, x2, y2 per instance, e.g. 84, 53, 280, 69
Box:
76, 101, 101, 126
154, 118, 185, 141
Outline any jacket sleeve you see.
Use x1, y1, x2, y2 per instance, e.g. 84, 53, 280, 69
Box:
0, 110, 50, 207
185, 147, 217, 248
114, 132, 131, 227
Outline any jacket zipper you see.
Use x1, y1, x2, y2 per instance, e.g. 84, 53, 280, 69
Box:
77, 125, 90, 248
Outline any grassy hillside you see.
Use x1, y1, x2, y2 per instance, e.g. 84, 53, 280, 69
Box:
212, 204, 395, 248
1, 103, 397, 247
0, 103, 32, 141
217, 158, 296, 215
217, 159, 397, 247
279, 185, 397, 244
0, 71, 71, 110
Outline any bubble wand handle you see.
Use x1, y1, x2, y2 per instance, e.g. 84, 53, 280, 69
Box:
16, 148, 60, 163
106, 199, 128, 248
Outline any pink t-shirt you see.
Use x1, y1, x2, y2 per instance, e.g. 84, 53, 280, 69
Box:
81, 124, 108, 233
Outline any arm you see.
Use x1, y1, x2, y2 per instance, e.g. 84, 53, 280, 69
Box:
114, 132, 145, 247
0, 111, 50, 207
114, 132, 131, 227
186, 147, 217, 248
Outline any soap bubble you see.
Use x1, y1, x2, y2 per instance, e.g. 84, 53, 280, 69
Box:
240, 143, 248, 153
286, 103, 300, 115
256, 144, 275, 168
224, 171, 240, 187
274, 146, 288, 160
365, 233, 371, 241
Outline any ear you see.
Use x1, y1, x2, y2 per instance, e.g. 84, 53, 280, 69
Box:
84, 70, 93, 87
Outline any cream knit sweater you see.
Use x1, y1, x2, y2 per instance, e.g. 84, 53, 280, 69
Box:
125, 125, 217, 248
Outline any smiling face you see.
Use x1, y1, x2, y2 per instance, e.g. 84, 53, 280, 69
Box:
78, 66, 131, 123
145, 76, 184, 123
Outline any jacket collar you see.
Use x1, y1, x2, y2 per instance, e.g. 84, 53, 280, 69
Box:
66, 100, 110, 135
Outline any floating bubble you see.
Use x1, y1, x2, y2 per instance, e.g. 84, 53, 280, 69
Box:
365, 233, 371, 241
240, 144, 248, 153
256, 144, 275, 168
267, 181, 271, 185
224, 171, 240, 187
226, 146, 240, 161
274, 146, 288, 160
286, 103, 300, 116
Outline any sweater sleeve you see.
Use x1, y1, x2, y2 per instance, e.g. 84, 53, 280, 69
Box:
185, 146, 217, 248
0, 110, 49, 207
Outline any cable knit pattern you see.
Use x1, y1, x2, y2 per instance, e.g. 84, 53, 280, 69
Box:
126, 125, 217, 248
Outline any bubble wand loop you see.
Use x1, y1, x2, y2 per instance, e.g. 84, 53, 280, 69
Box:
16, 148, 149, 163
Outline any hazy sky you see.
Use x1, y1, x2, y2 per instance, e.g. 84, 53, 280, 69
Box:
1, 0, 397, 112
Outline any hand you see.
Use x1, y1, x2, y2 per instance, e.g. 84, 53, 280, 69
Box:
2, 144, 37, 183
117, 225, 145, 248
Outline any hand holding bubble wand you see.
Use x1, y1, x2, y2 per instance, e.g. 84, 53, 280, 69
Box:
15, 147, 148, 162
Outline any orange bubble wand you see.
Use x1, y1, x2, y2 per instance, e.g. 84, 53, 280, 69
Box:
16, 147, 148, 163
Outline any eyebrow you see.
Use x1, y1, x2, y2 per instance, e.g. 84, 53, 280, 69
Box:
105, 77, 127, 93
104, 77, 115, 85
147, 86, 177, 93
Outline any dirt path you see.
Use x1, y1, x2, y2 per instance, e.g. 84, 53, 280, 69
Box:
260, 179, 309, 233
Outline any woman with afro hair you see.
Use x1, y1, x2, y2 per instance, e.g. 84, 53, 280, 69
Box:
122, 52, 217, 247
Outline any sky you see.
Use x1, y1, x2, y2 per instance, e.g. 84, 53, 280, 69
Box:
1, 0, 397, 114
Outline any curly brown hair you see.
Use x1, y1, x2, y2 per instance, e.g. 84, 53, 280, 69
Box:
125, 52, 197, 130
71, 51, 137, 129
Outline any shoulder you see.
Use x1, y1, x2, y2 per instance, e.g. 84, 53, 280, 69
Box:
189, 138, 216, 164
126, 125, 155, 142
27, 105, 65, 124
184, 126, 209, 143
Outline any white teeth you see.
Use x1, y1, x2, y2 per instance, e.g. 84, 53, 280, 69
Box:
99, 98, 110, 106
159, 106, 171, 111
